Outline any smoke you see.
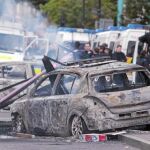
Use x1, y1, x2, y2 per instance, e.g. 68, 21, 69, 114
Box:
0, 0, 60, 62
0, 0, 74, 63
0, 0, 57, 41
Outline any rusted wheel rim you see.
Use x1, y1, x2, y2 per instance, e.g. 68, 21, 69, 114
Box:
71, 116, 83, 136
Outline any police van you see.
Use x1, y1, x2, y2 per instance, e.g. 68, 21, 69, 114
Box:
114, 24, 148, 64
0, 21, 25, 62
0, 20, 50, 62
56, 27, 95, 49
50, 27, 95, 62
56, 27, 94, 42
92, 26, 121, 51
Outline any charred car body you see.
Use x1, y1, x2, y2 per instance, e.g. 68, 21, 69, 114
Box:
8, 58, 150, 137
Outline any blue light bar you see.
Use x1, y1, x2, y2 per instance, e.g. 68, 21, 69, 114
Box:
57, 27, 94, 33
95, 29, 104, 33
127, 24, 144, 29
87, 29, 96, 34
107, 26, 118, 31
118, 26, 128, 31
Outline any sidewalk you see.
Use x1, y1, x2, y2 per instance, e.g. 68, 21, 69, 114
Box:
119, 130, 150, 150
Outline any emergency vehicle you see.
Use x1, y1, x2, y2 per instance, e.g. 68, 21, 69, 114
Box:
92, 26, 121, 50
0, 21, 25, 62
49, 27, 95, 62
56, 27, 95, 42
0, 20, 49, 62
56, 27, 95, 49
114, 24, 148, 64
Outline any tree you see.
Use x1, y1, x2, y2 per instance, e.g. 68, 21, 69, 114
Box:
21, 0, 48, 8
40, 0, 117, 28
123, 0, 150, 25
40, 0, 93, 28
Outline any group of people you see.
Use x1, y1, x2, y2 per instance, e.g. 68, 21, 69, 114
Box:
73, 41, 127, 62
136, 50, 150, 70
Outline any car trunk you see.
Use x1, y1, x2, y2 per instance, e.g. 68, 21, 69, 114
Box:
94, 86, 150, 114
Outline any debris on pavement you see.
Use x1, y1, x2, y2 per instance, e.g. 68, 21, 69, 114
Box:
79, 131, 127, 142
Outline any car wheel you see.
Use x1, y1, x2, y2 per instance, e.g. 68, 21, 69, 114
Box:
69, 115, 87, 137
12, 115, 26, 133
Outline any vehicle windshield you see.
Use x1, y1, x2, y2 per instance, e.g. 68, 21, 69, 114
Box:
24, 38, 48, 60
0, 33, 23, 52
61, 41, 86, 50
47, 41, 88, 63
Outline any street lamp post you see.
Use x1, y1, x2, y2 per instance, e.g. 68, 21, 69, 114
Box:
97, 0, 101, 19
117, 0, 124, 26
94, 0, 101, 29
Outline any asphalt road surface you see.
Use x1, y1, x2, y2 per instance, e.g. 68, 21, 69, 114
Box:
0, 136, 140, 150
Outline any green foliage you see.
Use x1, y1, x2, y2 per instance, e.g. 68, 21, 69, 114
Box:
19, 0, 150, 28
25, 0, 48, 8
101, 0, 117, 19
124, 0, 150, 25
40, 0, 117, 28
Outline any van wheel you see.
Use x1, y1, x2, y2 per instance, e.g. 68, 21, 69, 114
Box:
12, 115, 26, 133
69, 115, 87, 137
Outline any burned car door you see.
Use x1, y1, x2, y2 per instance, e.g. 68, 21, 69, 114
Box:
25, 74, 57, 135
49, 73, 81, 135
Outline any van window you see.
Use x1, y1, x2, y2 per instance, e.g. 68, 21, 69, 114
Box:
109, 41, 115, 50
127, 41, 136, 57
137, 42, 144, 55
93, 42, 97, 49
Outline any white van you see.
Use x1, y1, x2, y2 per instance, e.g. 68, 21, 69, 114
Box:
56, 27, 94, 43
0, 20, 49, 62
114, 24, 148, 64
92, 26, 120, 50
51, 27, 95, 62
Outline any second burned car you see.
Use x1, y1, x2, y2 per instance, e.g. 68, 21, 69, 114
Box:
11, 59, 150, 137
0, 61, 44, 109
0, 61, 44, 90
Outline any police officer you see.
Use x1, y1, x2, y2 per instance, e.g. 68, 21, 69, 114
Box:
112, 45, 127, 62
80, 42, 93, 59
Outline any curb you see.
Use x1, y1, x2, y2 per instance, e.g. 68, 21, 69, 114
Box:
119, 134, 150, 150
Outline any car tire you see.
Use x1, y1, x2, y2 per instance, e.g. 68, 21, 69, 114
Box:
69, 115, 87, 137
12, 114, 26, 133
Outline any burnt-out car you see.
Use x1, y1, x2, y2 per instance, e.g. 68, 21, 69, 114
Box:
11, 60, 150, 137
